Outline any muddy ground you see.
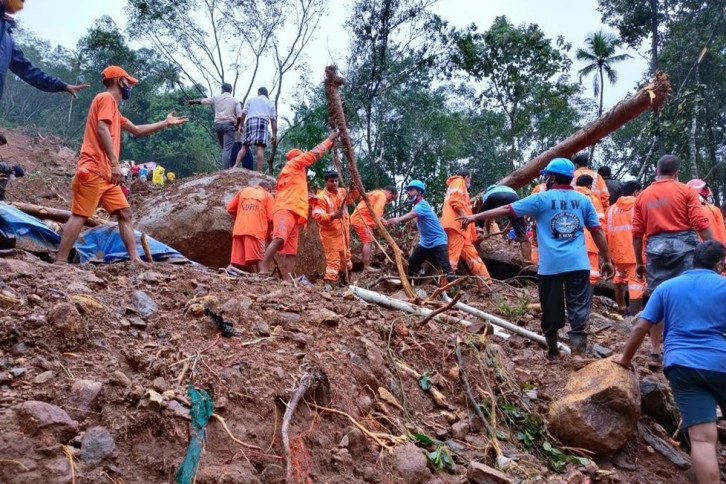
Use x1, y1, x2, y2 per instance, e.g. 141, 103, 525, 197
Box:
1, 126, 721, 483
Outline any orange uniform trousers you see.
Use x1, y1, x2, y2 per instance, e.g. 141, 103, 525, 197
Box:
613, 263, 645, 300
446, 229, 490, 278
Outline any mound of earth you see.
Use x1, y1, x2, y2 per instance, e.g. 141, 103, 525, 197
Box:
0, 252, 695, 483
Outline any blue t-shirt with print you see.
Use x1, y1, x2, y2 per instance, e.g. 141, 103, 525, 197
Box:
509, 187, 600, 275
412, 199, 448, 249
641, 269, 726, 373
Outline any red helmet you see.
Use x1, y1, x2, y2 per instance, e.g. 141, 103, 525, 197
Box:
687, 178, 711, 198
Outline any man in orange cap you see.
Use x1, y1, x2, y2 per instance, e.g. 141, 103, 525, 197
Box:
55, 66, 188, 264
351, 185, 398, 272
258, 131, 339, 278
687, 179, 726, 243
226, 180, 275, 273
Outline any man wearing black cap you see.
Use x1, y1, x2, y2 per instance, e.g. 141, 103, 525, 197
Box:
234, 87, 278, 173
597, 166, 621, 206
188, 83, 242, 169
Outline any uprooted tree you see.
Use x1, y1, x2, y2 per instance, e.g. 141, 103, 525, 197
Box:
324, 65, 418, 300
491, 72, 672, 192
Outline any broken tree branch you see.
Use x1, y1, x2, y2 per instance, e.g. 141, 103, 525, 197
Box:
9, 202, 103, 227
455, 344, 495, 436
324, 65, 417, 300
419, 293, 461, 327
140, 233, 153, 263
283, 372, 312, 483
486, 72, 672, 192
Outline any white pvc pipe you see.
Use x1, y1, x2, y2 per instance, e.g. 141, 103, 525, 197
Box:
349, 285, 510, 340
443, 294, 571, 355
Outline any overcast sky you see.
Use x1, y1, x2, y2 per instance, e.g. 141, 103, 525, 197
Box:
17, 0, 648, 113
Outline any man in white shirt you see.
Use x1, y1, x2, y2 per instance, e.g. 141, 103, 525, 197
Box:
233, 87, 277, 173
188, 83, 242, 169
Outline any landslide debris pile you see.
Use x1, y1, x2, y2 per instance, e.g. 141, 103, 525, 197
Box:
0, 252, 695, 484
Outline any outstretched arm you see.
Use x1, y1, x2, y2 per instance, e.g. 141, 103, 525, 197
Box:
459, 206, 511, 227
383, 211, 417, 226
123, 112, 188, 137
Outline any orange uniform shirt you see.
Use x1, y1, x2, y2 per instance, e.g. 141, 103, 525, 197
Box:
352, 189, 388, 227
632, 179, 710, 239
77, 92, 129, 182
273, 139, 333, 223
573, 167, 610, 210
226, 186, 274, 239
575, 187, 605, 254
440, 175, 476, 241
312, 187, 349, 237
606, 196, 637, 264
703, 203, 726, 243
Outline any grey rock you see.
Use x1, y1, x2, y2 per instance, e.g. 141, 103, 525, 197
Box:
255, 320, 270, 336
0, 371, 10, 383
9, 367, 27, 378
640, 379, 680, 435
67, 379, 103, 419
342, 426, 369, 458
10, 342, 29, 356
151, 377, 168, 393
279, 311, 301, 323
129, 317, 147, 329
393, 442, 431, 484
130, 291, 158, 317
16, 400, 78, 442
592, 344, 614, 358
81, 426, 115, 465
108, 371, 131, 387
46, 303, 83, 338
165, 400, 191, 420
451, 421, 469, 440
467, 461, 514, 483
33, 370, 55, 384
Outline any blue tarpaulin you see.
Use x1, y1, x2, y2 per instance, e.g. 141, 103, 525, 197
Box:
0, 202, 186, 264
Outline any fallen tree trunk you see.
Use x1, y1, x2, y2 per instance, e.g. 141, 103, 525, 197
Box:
325, 66, 418, 301
9, 201, 103, 227
491, 72, 672, 191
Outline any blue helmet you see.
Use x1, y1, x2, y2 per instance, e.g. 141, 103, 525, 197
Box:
404, 179, 426, 194
540, 158, 575, 178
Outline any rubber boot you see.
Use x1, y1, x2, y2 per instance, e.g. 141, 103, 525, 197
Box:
570, 333, 588, 355
545, 334, 560, 360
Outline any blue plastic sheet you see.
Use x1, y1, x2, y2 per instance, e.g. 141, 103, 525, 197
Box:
0, 202, 186, 264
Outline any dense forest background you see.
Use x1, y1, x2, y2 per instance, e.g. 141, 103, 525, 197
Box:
1, 0, 724, 205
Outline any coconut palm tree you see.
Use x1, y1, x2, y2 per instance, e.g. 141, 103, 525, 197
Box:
576, 31, 633, 118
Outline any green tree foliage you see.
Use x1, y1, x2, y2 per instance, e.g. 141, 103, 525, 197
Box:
576, 31, 632, 117
452, 16, 584, 170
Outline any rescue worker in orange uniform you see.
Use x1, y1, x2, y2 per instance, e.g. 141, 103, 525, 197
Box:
687, 179, 726, 243
575, 174, 606, 285
226, 181, 274, 273
572, 153, 610, 211
351, 186, 398, 272
258, 130, 339, 278
605, 180, 645, 316
312, 170, 351, 286
441, 170, 490, 280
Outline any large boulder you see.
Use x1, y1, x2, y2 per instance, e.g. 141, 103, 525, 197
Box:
134, 169, 325, 275
547, 358, 640, 457
640, 378, 680, 435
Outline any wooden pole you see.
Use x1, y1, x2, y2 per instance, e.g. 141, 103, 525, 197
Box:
480, 72, 672, 194
9, 202, 103, 227
324, 65, 418, 300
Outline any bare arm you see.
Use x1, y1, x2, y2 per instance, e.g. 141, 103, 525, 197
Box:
590, 229, 614, 278
385, 211, 417, 226
461, 206, 511, 226
614, 318, 652, 369
698, 227, 714, 241
123, 112, 188, 137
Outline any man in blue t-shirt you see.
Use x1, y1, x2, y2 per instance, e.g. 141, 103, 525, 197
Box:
384, 179, 455, 283
461, 158, 613, 358
615, 240, 726, 484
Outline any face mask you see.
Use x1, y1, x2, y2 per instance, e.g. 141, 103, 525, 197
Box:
4, 0, 24, 14
120, 82, 131, 101
406, 193, 417, 201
